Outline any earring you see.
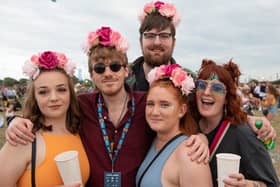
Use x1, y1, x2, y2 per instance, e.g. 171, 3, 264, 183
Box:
224, 104, 227, 117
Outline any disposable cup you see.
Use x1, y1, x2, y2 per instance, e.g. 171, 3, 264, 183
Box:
54, 150, 83, 187
216, 153, 241, 187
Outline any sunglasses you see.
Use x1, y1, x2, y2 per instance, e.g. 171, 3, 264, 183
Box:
93, 62, 125, 74
196, 79, 226, 95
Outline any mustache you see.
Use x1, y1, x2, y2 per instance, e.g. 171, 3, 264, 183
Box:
149, 45, 164, 51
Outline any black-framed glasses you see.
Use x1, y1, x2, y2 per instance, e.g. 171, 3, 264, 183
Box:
196, 79, 226, 95
93, 62, 125, 74
143, 32, 172, 41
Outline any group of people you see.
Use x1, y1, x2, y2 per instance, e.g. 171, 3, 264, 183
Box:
0, 1, 279, 187
239, 81, 280, 121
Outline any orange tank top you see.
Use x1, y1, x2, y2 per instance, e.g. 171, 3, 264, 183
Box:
17, 133, 90, 187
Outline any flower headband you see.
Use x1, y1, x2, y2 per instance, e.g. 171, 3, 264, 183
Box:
147, 64, 195, 96
138, 1, 181, 27
83, 26, 129, 55
22, 51, 76, 80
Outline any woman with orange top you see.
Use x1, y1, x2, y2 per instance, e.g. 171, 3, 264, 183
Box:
0, 51, 90, 187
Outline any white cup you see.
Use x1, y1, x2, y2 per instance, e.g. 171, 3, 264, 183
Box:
54, 150, 83, 187
216, 153, 241, 187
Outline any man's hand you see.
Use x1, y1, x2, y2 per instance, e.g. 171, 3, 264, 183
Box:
185, 133, 209, 164
247, 115, 276, 141
5, 117, 35, 146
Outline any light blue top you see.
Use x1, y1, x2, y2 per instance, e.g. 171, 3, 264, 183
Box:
136, 134, 187, 187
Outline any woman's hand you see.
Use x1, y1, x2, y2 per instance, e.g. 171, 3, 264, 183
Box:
185, 133, 209, 164
223, 173, 246, 187
5, 117, 35, 146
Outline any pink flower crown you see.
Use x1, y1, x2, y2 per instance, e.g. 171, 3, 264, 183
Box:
138, 1, 181, 27
83, 26, 129, 55
147, 64, 195, 96
22, 51, 76, 80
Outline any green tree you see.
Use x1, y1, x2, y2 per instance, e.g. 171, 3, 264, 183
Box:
3, 77, 18, 87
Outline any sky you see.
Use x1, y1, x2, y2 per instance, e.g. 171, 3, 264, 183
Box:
0, 0, 279, 82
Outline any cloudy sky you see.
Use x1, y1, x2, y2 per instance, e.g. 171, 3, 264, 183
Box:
0, 0, 279, 82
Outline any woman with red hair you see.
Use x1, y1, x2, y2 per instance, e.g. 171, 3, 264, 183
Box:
193, 59, 279, 187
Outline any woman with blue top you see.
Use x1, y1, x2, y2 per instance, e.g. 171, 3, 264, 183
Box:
136, 64, 213, 187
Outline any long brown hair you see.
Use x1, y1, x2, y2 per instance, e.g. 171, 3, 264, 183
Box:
193, 59, 247, 125
23, 68, 81, 134
148, 79, 198, 136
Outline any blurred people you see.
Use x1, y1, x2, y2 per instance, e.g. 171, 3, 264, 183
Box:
0, 51, 89, 187
262, 84, 279, 121
193, 59, 279, 187
136, 64, 212, 187
5, 102, 16, 124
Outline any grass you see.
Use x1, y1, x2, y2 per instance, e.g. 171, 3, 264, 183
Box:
0, 110, 280, 178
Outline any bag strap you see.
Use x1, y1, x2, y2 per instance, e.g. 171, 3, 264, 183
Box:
137, 133, 184, 187
31, 137, 37, 187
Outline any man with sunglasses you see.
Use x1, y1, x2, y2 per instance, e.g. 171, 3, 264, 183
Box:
128, 1, 276, 141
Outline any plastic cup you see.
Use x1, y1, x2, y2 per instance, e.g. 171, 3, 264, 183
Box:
54, 150, 83, 187
216, 153, 241, 187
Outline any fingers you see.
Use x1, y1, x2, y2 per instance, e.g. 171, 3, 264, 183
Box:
186, 135, 209, 164
256, 117, 275, 141
223, 173, 246, 187
5, 117, 35, 146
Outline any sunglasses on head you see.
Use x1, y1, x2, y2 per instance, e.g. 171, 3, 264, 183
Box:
93, 61, 125, 74
196, 79, 226, 95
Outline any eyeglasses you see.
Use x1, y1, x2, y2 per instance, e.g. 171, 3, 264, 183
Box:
93, 62, 125, 74
196, 79, 226, 95
143, 32, 172, 41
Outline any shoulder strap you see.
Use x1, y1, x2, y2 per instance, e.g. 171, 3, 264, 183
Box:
137, 133, 183, 187
31, 137, 37, 187
209, 120, 230, 161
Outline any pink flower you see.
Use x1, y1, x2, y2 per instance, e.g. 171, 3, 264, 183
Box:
39, 51, 59, 69
147, 64, 194, 96
147, 67, 158, 84
56, 52, 68, 67
22, 60, 40, 79
88, 32, 99, 46
84, 26, 129, 55
163, 64, 180, 76
158, 3, 176, 17
154, 1, 164, 10
171, 68, 187, 87
143, 2, 155, 13
64, 61, 76, 76
110, 31, 121, 47
96, 26, 112, 46
116, 37, 129, 54
181, 76, 195, 95
30, 54, 40, 64
172, 12, 181, 27
139, 1, 180, 27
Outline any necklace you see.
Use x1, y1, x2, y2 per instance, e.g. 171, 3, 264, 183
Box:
115, 93, 128, 126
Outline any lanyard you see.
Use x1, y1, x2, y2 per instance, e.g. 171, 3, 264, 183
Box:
97, 93, 135, 171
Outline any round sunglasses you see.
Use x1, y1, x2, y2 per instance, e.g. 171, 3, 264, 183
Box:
196, 79, 226, 95
93, 62, 125, 74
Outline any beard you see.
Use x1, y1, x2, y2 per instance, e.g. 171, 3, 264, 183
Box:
143, 46, 174, 67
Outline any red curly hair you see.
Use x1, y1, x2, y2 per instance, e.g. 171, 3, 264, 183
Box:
193, 59, 247, 125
